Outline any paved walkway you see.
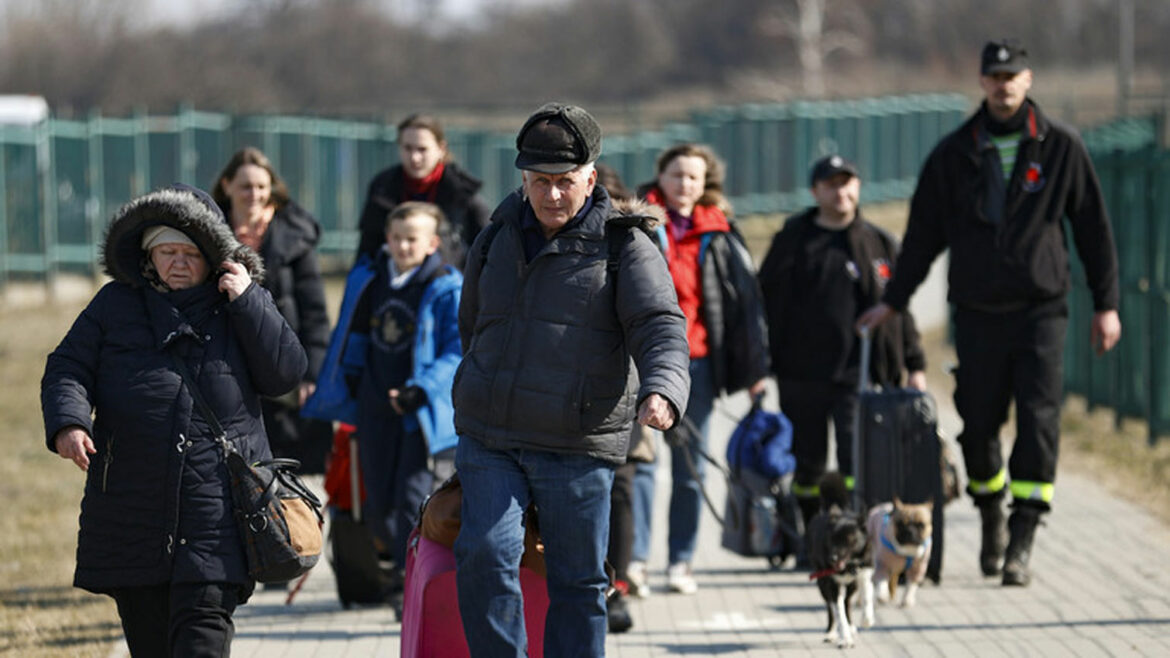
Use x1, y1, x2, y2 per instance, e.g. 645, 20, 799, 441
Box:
110, 389, 1170, 657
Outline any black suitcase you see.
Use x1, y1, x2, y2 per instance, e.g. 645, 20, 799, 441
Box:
329, 434, 389, 607
852, 328, 946, 583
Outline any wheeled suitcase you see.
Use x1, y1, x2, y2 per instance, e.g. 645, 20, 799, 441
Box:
324, 424, 389, 607
852, 328, 946, 583
400, 528, 550, 657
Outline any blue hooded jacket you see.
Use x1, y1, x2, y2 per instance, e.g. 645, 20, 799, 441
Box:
304, 255, 462, 454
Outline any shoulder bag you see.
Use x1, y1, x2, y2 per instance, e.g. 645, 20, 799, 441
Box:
171, 352, 323, 583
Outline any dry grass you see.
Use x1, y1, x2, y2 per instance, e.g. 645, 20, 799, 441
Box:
0, 300, 120, 657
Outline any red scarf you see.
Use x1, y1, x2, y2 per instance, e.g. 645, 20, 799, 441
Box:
403, 161, 445, 202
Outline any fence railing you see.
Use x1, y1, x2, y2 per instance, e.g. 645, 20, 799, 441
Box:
0, 94, 969, 283
1067, 114, 1170, 443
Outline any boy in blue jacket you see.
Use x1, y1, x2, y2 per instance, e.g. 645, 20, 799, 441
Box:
304, 201, 462, 598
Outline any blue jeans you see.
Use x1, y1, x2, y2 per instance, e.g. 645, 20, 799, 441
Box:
631, 357, 715, 565
454, 436, 614, 658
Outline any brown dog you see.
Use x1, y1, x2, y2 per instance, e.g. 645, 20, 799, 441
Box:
861, 498, 933, 612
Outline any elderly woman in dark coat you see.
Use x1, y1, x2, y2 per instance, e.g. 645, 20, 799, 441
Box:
41, 184, 307, 657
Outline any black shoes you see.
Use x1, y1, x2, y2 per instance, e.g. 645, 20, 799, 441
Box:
977, 499, 1007, 576
1002, 507, 1042, 587
607, 589, 633, 633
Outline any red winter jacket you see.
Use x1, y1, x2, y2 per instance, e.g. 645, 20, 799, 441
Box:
644, 188, 732, 359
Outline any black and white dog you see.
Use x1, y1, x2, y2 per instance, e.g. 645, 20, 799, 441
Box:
805, 472, 873, 648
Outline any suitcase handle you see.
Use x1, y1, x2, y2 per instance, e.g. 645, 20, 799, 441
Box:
852, 326, 871, 511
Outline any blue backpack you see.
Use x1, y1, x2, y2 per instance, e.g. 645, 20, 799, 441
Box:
726, 398, 795, 479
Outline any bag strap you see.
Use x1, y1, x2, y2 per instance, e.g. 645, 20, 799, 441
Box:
169, 351, 231, 454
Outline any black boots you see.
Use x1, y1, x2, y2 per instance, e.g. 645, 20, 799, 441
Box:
976, 497, 1007, 576
1002, 506, 1043, 586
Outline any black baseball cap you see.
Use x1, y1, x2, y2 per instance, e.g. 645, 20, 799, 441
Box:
515, 102, 602, 174
981, 39, 1029, 75
809, 155, 860, 186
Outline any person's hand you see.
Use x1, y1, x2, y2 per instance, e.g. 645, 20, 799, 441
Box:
1091, 309, 1121, 356
748, 378, 768, 398
637, 393, 676, 430
217, 261, 253, 302
55, 426, 96, 471
906, 370, 928, 391
389, 386, 427, 415
298, 382, 316, 407
855, 302, 896, 335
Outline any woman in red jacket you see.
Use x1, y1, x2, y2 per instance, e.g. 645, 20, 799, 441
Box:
632, 144, 770, 595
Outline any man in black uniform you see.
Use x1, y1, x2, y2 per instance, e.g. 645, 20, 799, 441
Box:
857, 39, 1122, 586
759, 155, 927, 537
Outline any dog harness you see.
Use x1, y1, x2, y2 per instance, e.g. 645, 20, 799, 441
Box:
881, 512, 932, 572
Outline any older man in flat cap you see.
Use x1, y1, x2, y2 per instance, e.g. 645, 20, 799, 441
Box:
857, 39, 1121, 587
451, 103, 690, 655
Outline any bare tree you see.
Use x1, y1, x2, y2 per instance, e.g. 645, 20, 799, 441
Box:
760, 0, 866, 98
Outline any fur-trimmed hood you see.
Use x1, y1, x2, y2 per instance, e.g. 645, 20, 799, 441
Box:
608, 197, 667, 234
102, 185, 265, 287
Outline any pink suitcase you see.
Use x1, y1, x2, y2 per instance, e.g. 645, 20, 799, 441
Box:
400, 528, 550, 657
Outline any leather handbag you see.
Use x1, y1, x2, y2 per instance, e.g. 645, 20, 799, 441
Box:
419, 473, 546, 578
171, 352, 323, 583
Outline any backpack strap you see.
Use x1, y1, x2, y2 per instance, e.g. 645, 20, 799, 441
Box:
478, 221, 504, 263
605, 222, 626, 279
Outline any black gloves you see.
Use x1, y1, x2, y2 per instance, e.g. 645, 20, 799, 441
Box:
395, 386, 427, 414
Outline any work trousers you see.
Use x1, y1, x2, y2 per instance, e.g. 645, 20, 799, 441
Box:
779, 379, 858, 494
953, 299, 1067, 509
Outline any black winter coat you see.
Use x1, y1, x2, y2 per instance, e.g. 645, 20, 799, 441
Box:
883, 100, 1120, 314
758, 208, 926, 388
247, 202, 329, 381
693, 228, 772, 396
41, 187, 307, 595
219, 201, 332, 467
355, 162, 491, 265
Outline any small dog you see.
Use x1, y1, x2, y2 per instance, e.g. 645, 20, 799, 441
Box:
805, 472, 872, 648
862, 498, 934, 611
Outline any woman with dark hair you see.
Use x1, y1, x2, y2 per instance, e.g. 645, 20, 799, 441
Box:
42, 184, 306, 656
355, 114, 490, 266
212, 147, 332, 474
632, 143, 770, 596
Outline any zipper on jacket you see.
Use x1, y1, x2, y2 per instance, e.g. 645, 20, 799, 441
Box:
166, 533, 174, 555
101, 432, 115, 493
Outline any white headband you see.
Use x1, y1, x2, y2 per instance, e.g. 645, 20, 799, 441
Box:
141, 225, 197, 251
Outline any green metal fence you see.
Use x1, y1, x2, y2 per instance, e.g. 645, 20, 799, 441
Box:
1067, 115, 1170, 443
0, 94, 968, 285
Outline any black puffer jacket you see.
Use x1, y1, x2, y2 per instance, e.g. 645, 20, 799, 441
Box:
41, 187, 307, 595
243, 201, 329, 381
355, 162, 491, 264
454, 187, 691, 464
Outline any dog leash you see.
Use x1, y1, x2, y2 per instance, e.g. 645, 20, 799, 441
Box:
664, 414, 734, 528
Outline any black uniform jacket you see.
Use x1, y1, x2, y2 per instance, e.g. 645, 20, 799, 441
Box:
883, 100, 1120, 314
